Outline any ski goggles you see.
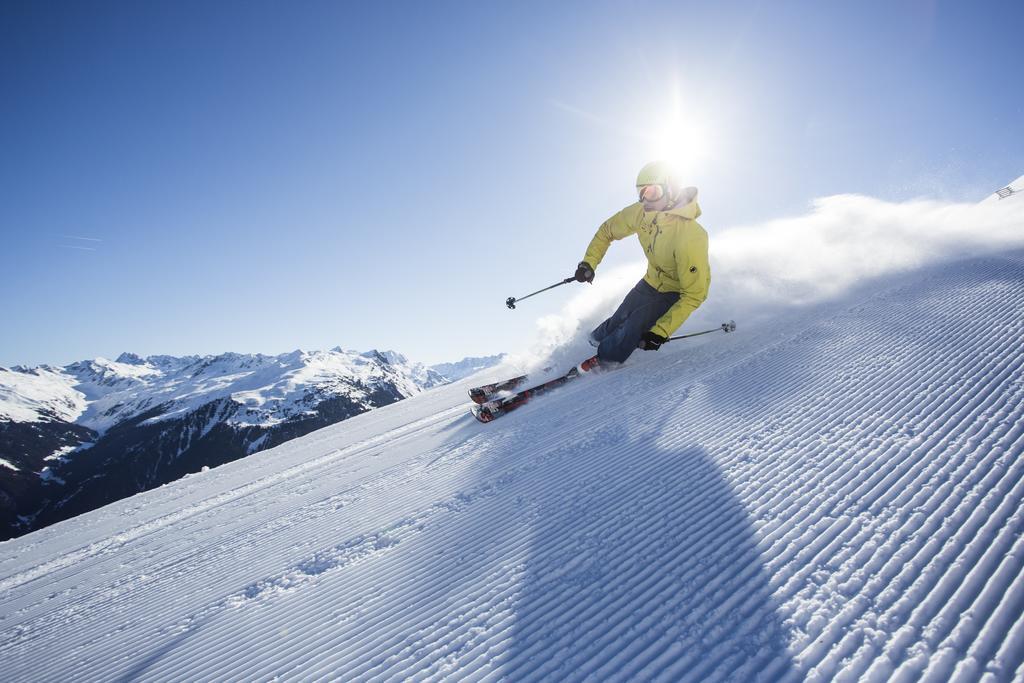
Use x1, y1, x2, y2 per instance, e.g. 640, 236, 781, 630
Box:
638, 184, 666, 203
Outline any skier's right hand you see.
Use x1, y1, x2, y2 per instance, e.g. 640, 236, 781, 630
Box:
574, 261, 595, 283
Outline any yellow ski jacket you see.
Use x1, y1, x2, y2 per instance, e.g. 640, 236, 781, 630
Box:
582, 187, 711, 338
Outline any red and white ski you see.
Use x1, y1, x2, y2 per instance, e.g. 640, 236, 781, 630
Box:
471, 357, 599, 423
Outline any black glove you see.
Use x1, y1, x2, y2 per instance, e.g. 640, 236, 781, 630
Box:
638, 330, 667, 351
574, 261, 595, 283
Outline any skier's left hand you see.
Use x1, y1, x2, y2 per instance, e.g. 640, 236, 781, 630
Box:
638, 331, 667, 351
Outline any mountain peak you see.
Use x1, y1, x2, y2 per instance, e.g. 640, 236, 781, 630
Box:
359, 349, 390, 364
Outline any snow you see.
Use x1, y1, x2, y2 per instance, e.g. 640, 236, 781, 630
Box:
431, 354, 508, 382
982, 174, 1024, 202
511, 189, 1024, 377
0, 187, 1022, 680
43, 445, 78, 462
0, 365, 86, 423
38, 467, 64, 484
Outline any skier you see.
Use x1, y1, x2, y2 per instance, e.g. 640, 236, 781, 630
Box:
573, 161, 711, 366
468, 162, 718, 421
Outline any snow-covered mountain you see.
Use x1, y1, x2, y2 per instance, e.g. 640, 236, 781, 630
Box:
0, 348, 498, 541
1, 348, 446, 430
430, 353, 507, 382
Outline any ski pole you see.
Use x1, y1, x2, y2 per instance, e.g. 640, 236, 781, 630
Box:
667, 320, 736, 341
506, 277, 576, 309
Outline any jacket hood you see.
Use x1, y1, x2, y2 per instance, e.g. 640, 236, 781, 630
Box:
666, 186, 701, 220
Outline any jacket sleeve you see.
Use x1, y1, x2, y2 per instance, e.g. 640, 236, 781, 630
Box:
582, 205, 640, 269
650, 224, 711, 338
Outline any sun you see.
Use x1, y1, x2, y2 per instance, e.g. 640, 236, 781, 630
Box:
637, 81, 720, 181
658, 118, 714, 173
552, 80, 725, 184
646, 114, 716, 181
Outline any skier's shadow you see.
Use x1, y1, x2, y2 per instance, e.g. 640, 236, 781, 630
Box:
438, 380, 798, 681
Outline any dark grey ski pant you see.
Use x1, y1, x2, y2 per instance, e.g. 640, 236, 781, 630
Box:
591, 279, 680, 363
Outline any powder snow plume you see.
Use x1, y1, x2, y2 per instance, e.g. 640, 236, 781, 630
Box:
509, 192, 1024, 372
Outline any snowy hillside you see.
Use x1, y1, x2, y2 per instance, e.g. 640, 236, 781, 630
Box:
2, 253, 1023, 678
983, 174, 1024, 202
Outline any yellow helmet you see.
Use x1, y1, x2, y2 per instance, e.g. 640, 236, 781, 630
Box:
636, 160, 678, 189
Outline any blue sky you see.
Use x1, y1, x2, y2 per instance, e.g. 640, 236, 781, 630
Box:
2, 0, 1022, 367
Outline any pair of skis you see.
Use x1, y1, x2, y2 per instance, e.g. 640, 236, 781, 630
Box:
469, 356, 599, 422
467, 321, 736, 424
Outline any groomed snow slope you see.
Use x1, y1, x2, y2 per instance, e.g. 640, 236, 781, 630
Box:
2, 251, 1024, 682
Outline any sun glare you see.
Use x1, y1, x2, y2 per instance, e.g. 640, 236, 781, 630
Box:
633, 77, 726, 181
652, 116, 715, 179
